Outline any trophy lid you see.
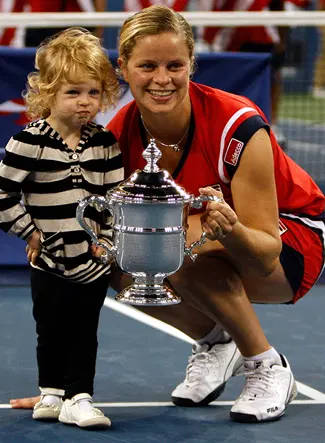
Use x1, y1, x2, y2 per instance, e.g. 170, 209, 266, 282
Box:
109, 139, 192, 203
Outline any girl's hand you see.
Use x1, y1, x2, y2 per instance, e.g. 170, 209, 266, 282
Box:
90, 243, 107, 259
199, 186, 238, 241
26, 231, 41, 265
90, 243, 114, 264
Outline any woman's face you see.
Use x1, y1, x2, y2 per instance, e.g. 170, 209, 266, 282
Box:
119, 32, 192, 117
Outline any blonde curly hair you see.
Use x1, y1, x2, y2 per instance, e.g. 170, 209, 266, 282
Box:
24, 27, 120, 120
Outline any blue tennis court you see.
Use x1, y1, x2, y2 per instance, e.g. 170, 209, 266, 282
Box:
0, 267, 324, 442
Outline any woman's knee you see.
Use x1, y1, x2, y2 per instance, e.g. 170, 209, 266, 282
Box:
171, 255, 245, 300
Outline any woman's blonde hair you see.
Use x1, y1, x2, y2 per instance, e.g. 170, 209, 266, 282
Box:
119, 5, 195, 70
24, 27, 120, 120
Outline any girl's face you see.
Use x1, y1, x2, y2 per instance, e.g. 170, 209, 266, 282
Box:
119, 32, 192, 117
49, 77, 102, 130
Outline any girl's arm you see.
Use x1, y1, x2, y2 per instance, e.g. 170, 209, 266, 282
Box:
0, 137, 38, 240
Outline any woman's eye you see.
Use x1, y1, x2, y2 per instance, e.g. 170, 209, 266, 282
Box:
140, 63, 155, 70
168, 62, 183, 71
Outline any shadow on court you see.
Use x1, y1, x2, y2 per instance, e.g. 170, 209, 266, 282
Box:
0, 267, 324, 442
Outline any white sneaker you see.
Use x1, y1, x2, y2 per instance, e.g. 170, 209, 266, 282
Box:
33, 397, 62, 421
32, 388, 64, 421
171, 340, 243, 406
230, 354, 297, 422
58, 393, 111, 429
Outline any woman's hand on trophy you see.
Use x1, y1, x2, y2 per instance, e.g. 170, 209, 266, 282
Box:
199, 186, 238, 241
26, 230, 41, 265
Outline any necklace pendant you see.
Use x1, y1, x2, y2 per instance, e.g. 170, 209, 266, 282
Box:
141, 114, 187, 153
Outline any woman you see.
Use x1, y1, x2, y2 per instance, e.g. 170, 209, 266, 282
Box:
107, 5, 325, 423
12, 6, 325, 423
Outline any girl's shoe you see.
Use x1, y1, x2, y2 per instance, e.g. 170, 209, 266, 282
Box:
58, 393, 111, 429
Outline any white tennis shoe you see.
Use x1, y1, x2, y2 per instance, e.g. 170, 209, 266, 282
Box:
32, 387, 64, 421
171, 340, 243, 406
32, 397, 62, 421
58, 393, 111, 429
230, 354, 297, 422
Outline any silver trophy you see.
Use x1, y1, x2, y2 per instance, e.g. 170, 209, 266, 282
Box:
76, 140, 220, 306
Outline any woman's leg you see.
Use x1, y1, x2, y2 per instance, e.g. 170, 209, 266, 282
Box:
112, 252, 289, 356
168, 254, 275, 357
110, 266, 217, 340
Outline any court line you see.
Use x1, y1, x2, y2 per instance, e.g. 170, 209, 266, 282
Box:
104, 297, 325, 402
104, 296, 195, 344
1, 399, 325, 409
296, 382, 325, 401
95, 400, 325, 406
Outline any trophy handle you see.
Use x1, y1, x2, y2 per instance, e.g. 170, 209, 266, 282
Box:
76, 195, 117, 264
184, 194, 223, 262
184, 231, 207, 262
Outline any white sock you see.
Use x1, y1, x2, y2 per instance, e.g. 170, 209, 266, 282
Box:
244, 347, 282, 366
197, 325, 231, 346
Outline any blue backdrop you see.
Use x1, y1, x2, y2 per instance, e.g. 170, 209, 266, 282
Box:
0, 48, 271, 265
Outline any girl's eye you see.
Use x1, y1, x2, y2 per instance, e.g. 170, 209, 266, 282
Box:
66, 90, 78, 95
89, 89, 100, 96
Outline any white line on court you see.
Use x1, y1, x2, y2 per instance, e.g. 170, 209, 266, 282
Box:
104, 296, 325, 403
104, 296, 195, 344
0, 399, 324, 409
296, 382, 325, 401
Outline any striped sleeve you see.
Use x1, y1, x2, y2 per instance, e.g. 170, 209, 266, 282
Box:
0, 134, 39, 239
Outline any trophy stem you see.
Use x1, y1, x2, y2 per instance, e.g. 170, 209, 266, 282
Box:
115, 273, 181, 306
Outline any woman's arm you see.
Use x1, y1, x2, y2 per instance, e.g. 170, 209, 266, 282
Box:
201, 128, 281, 277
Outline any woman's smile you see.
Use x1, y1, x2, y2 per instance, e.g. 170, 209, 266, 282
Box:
146, 89, 175, 102
120, 32, 192, 116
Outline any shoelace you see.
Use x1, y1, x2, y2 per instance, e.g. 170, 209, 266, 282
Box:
186, 343, 221, 383
185, 352, 210, 384
237, 364, 275, 399
185, 343, 229, 385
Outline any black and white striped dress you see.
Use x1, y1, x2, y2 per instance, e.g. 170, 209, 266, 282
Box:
0, 119, 124, 283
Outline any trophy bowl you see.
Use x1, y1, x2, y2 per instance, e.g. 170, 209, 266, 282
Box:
76, 140, 220, 306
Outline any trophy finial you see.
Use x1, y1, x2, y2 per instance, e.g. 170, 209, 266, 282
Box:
142, 139, 161, 173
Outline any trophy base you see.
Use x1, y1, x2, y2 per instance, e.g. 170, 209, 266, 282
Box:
115, 284, 181, 306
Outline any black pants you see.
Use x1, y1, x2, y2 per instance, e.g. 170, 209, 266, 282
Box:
30, 268, 110, 399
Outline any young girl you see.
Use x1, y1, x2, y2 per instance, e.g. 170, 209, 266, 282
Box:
0, 28, 123, 429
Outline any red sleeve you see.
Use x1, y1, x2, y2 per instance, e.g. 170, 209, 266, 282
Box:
106, 101, 135, 141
